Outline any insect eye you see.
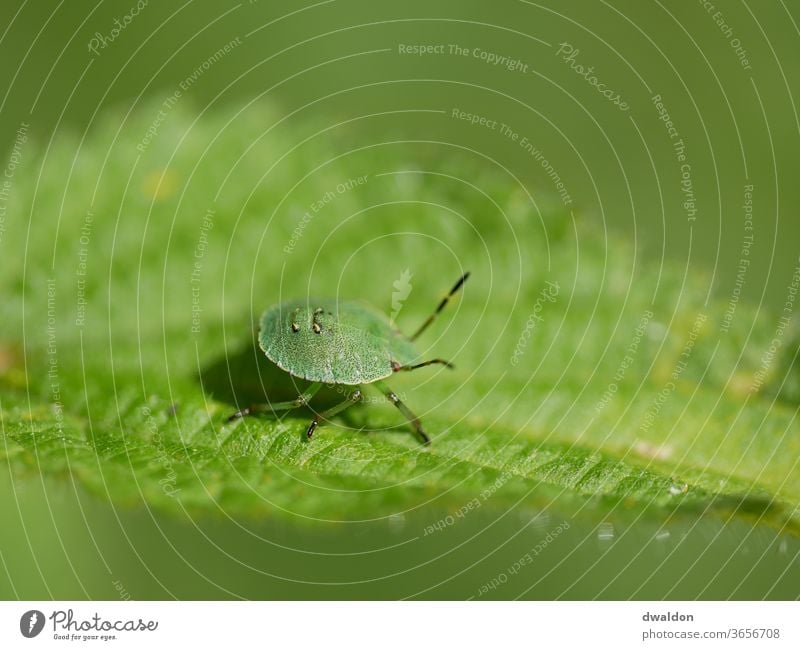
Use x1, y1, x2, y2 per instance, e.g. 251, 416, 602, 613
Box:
291, 322, 300, 332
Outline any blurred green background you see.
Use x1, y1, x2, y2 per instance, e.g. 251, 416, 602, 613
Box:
1, 0, 799, 599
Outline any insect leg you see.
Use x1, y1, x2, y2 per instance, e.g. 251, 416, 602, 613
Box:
306, 389, 363, 439
409, 271, 470, 342
226, 382, 322, 422
392, 358, 454, 372
373, 380, 430, 445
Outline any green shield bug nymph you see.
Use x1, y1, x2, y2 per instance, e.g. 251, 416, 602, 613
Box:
228, 273, 470, 444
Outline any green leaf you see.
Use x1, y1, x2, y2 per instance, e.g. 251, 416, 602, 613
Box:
2, 102, 799, 531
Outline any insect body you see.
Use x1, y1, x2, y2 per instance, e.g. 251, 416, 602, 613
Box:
228, 273, 470, 444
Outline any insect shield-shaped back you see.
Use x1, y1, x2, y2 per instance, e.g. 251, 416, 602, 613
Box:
258, 299, 418, 385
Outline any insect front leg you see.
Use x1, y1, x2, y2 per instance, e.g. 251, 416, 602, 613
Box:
391, 358, 454, 372
306, 388, 363, 439
226, 382, 322, 422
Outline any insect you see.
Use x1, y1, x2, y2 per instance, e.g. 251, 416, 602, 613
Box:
227, 272, 470, 444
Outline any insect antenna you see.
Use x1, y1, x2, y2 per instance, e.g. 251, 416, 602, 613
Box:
409, 272, 470, 342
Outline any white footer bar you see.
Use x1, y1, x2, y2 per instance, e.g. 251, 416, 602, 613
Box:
1, 601, 797, 649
